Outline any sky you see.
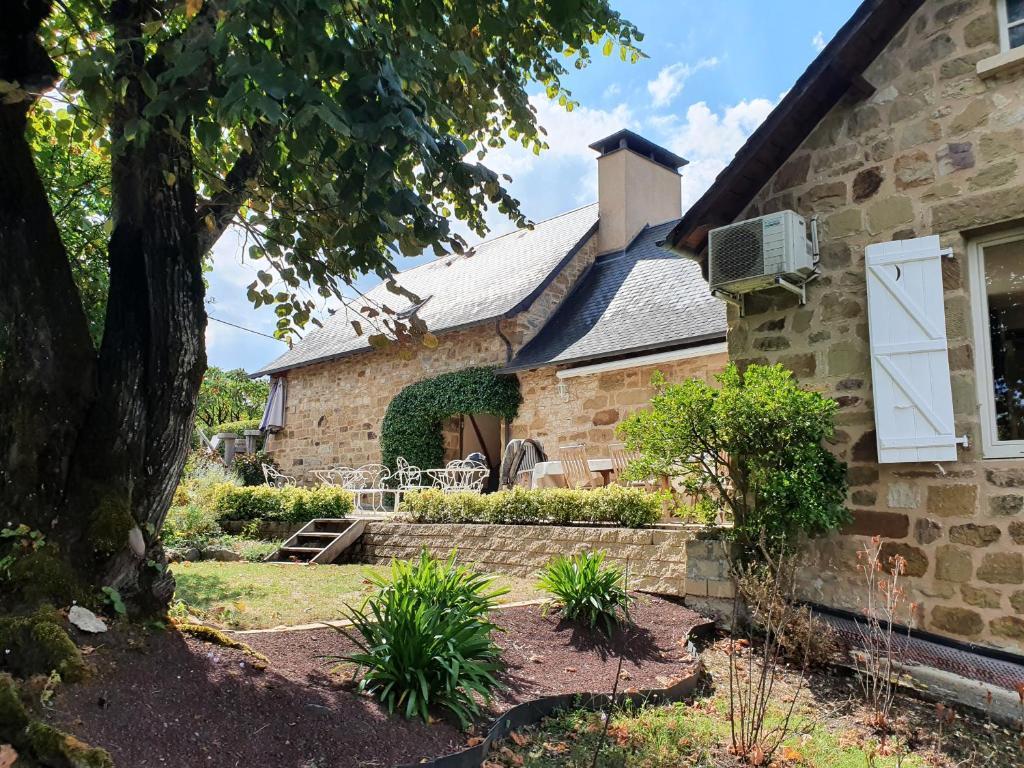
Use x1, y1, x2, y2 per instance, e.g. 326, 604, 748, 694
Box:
205, 0, 860, 375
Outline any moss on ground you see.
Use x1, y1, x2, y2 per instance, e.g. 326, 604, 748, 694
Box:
1, 673, 112, 768
0, 608, 87, 681
175, 621, 269, 668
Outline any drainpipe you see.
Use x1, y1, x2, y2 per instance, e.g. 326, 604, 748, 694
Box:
495, 319, 515, 449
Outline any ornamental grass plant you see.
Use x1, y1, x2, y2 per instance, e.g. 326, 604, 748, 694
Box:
340, 550, 507, 727
537, 550, 630, 635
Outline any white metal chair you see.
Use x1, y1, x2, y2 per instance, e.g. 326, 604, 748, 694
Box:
395, 457, 430, 491
262, 463, 296, 488
345, 463, 392, 514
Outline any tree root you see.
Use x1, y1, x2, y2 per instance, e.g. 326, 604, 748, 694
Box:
1, 673, 112, 768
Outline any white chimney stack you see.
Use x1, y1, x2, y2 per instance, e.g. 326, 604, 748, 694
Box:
589, 130, 686, 254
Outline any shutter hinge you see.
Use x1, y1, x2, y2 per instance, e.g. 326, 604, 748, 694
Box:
955, 434, 970, 448
940, 247, 955, 259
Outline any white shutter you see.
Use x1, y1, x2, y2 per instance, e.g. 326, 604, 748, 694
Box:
865, 235, 962, 463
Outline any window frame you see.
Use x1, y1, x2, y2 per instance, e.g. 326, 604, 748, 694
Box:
968, 224, 1024, 459
998, 0, 1024, 52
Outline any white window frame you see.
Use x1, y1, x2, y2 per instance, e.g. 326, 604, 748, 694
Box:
968, 224, 1024, 459
998, 0, 1024, 52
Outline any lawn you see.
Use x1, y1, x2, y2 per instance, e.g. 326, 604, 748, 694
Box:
171, 560, 544, 629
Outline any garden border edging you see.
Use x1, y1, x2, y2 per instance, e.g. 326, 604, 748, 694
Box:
397, 650, 708, 768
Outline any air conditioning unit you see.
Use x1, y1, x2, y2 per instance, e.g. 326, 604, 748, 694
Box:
708, 210, 815, 296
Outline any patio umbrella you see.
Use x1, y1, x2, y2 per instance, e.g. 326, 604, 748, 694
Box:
260, 377, 286, 432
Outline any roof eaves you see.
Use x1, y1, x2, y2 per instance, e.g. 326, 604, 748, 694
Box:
499, 331, 728, 375
665, 0, 925, 257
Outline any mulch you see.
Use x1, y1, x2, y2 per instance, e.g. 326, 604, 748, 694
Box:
45, 594, 705, 768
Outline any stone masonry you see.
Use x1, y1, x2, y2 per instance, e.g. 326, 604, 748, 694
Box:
345, 520, 735, 601
510, 351, 729, 449
727, 0, 1024, 651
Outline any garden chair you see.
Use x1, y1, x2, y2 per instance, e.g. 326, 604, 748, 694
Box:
557, 444, 600, 489
311, 467, 347, 486
395, 457, 430, 491
262, 463, 296, 488
346, 463, 393, 514
609, 443, 654, 490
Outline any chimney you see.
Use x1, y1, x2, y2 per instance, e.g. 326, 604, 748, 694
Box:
589, 130, 687, 254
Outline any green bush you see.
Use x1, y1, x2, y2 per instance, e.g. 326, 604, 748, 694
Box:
210, 484, 354, 524
618, 363, 849, 557
163, 504, 222, 548
210, 418, 262, 436
402, 486, 661, 528
232, 451, 276, 487
537, 550, 630, 635
340, 551, 506, 726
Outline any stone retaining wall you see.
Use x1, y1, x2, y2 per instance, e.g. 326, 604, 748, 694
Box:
343, 521, 734, 601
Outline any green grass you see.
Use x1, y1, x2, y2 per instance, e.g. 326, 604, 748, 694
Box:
171, 561, 543, 630
494, 699, 930, 768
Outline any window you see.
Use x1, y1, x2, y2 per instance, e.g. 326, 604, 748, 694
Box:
969, 227, 1024, 458
999, 0, 1024, 51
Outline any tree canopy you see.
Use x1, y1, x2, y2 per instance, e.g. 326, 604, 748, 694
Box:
33, 0, 643, 341
194, 366, 269, 430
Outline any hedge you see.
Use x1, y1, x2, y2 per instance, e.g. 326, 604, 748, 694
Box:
401, 486, 662, 528
210, 483, 354, 525
211, 418, 262, 435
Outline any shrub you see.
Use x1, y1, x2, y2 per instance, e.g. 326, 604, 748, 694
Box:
210, 418, 262, 436
618, 363, 849, 557
232, 451, 276, 487
210, 484, 354, 524
537, 550, 630, 635
340, 551, 506, 726
402, 486, 661, 528
163, 504, 222, 548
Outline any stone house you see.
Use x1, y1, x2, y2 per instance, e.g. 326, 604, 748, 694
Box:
254, 130, 727, 482
663, 0, 1024, 653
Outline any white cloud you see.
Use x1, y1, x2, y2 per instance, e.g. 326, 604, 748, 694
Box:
811, 31, 827, 52
646, 58, 718, 108
602, 83, 621, 99
649, 97, 777, 208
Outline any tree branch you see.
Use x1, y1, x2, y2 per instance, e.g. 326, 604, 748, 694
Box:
195, 125, 269, 253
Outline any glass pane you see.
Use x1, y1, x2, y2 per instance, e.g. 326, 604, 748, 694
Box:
1008, 0, 1024, 24
984, 238, 1024, 442
1011, 23, 1024, 49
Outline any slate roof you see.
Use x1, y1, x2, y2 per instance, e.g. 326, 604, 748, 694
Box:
665, 0, 925, 259
503, 219, 727, 373
253, 204, 599, 376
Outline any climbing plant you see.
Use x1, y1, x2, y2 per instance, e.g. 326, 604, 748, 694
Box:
380, 367, 521, 471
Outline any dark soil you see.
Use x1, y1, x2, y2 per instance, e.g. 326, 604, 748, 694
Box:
45, 595, 704, 768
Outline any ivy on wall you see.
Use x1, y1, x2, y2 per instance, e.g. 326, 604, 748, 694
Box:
380, 367, 521, 471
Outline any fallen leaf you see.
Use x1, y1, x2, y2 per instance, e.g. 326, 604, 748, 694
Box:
509, 731, 530, 747
564, 667, 577, 673
465, 737, 483, 747
0, 745, 16, 768
782, 745, 803, 762
528, 654, 543, 664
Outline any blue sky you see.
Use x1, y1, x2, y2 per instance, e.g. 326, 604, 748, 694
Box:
205, 0, 860, 374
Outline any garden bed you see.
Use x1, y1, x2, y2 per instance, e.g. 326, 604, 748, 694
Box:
482, 636, 1023, 767
45, 595, 704, 767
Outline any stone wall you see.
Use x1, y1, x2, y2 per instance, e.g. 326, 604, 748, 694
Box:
344, 520, 735, 601
266, 235, 599, 476
725, 0, 1024, 651
510, 351, 729, 450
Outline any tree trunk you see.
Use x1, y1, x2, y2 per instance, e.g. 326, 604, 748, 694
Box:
1, 3, 206, 615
